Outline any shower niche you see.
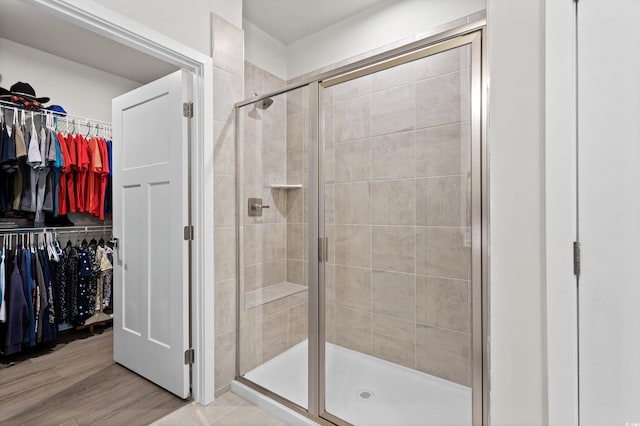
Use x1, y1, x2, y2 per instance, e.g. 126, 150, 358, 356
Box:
236, 25, 484, 426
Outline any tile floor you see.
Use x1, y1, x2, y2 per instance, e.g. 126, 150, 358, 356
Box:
152, 391, 289, 425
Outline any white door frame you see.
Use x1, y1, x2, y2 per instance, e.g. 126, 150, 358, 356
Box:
23, 0, 216, 405
545, 1, 579, 424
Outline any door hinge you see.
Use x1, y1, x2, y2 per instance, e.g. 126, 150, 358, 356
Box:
184, 348, 195, 365
184, 225, 194, 241
573, 241, 581, 277
183, 102, 193, 118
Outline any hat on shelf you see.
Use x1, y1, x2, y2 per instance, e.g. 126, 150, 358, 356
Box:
46, 105, 67, 115
9, 81, 50, 110
0, 87, 11, 101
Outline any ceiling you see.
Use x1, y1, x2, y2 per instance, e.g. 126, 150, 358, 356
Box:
0, 0, 178, 84
243, 0, 390, 45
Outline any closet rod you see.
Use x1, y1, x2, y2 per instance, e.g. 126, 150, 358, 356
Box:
0, 100, 112, 127
0, 225, 112, 235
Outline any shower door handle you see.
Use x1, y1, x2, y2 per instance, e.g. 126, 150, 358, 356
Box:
324, 237, 328, 262
319, 237, 328, 262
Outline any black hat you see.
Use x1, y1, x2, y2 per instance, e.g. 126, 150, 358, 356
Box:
10, 82, 50, 104
0, 86, 12, 101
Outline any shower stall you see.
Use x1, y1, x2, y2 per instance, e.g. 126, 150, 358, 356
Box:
235, 20, 486, 426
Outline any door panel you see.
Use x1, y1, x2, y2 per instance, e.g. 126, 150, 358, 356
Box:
578, 1, 640, 423
237, 85, 311, 410
320, 40, 476, 426
112, 70, 192, 398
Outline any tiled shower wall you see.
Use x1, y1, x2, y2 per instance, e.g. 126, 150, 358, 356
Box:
238, 63, 309, 375
323, 46, 473, 386
212, 14, 243, 397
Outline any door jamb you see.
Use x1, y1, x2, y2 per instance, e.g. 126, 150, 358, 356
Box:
544, 0, 580, 424
23, 0, 216, 405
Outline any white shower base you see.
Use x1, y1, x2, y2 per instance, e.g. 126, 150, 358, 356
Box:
244, 340, 471, 425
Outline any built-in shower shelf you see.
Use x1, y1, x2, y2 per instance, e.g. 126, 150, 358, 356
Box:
265, 184, 303, 189
245, 282, 307, 309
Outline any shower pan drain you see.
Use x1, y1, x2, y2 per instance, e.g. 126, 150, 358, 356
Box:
357, 390, 375, 399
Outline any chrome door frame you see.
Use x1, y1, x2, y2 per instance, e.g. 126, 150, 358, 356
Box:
234, 15, 488, 426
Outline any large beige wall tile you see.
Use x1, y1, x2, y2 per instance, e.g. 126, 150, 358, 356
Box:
372, 314, 415, 368
416, 227, 470, 279
262, 223, 286, 263
420, 276, 470, 333
371, 180, 415, 225
214, 120, 236, 176
371, 132, 416, 180
324, 184, 335, 224
286, 149, 305, 173
372, 61, 415, 93
239, 323, 255, 374
287, 301, 308, 347
214, 174, 236, 228
325, 263, 335, 305
325, 303, 336, 344
371, 84, 415, 136
286, 188, 305, 223
286, 223, 305, 261
287, 112, 306, 151
323, 104, 335, 147
213, 67, 243, 123
335, 182, 371, 225
256, 311, 288, 363
287, 259, 305, 285
416, 325, 470, 386
415, 70, 470, 129
415, 122, 471, 178
335, 225, 372, 268
211, 14, 244, 77
286, 87, 305, 116
335, 306, 372, 354
372, 226, 415, 273
414, 46, 469, 81
215, 278, 236, 336
324, 143, 335, 184
335, 74, 371, 102
335, 265, 372, 311
335, 139, 371, 183
243, 224, 263, 266
416, 176, 470, 227
214, 227, 237, 281
372, 270, 416, 321
335, 96, 371, 142
215, 331, 236, 394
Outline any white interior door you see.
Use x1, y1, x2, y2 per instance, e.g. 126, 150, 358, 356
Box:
112, 70, 192, 398
579, 1, 640, 424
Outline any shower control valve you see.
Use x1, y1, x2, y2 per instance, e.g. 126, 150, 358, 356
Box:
248, 197, 269, 216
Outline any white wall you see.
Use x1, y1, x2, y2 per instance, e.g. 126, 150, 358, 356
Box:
243, 18, 287, 80
286, 0, 485, 78
93, 0, 242, 56
486, 0, 547, 424
0, 37, 140, 122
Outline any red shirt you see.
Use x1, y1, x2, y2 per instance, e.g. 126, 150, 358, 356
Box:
75, 135, 89, 213
96, 138, 110, 220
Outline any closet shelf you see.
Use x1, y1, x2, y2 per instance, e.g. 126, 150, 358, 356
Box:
265, 184, 303, 189
245, 282, 307, 309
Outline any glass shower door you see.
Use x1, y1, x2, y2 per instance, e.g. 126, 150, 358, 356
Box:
320, 35, 481, 425
237, 84, 311, 410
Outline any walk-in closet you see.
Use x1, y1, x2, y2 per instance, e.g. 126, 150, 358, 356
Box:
0, 0, 187, 423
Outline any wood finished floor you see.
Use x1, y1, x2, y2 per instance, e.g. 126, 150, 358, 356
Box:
0, 327, 188, 426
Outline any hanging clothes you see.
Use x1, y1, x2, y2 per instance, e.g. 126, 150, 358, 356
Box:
0, 105, 112, 224
4, 250, 29, 355
0, 248, 6, 322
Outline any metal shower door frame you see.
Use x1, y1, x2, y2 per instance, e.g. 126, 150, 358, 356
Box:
235, 17, 488, 426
